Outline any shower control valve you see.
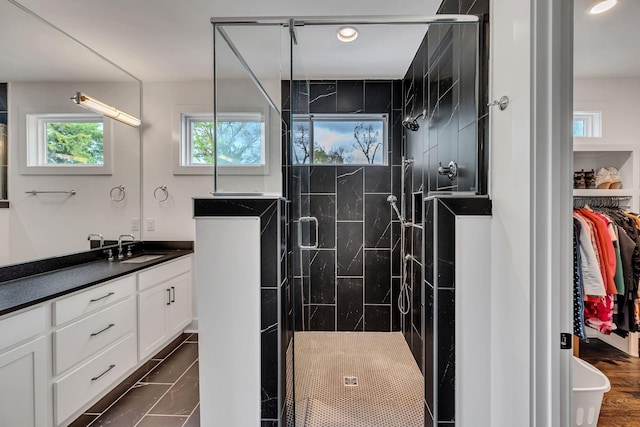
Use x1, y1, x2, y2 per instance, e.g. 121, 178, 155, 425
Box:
438, 161, 458, 180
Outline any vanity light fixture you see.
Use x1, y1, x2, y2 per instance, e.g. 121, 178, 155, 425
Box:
336, 26, 358, 42
71, 92, 141, 127
589, 0, 618, 14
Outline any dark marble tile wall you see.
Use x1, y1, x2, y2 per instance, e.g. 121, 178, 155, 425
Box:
423, 196, 491, 426
438, 0, 491, 195
193, 197, 287, 425
400, 2, 490, 426
404, 21, 481, 197
284, 80, 403, 332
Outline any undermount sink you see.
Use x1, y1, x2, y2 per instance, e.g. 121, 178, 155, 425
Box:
120, 254, 164, 264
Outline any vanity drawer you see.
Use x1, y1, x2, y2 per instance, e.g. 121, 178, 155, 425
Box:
54, 333, 136, 425
54, 275, 135, 326
138, 256, 191, 291
0, 305, 46, 350
53, 297, 136, 375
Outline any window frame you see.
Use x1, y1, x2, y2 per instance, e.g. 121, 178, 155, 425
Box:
292, 113, 389, 166
174, 107, 270, 176
572, 111, 602, 138
21, 112, 112, 175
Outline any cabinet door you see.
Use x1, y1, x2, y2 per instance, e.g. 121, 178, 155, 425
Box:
138, 284, 170, 360
168, 273, 192, 336
0, 336, 47, 427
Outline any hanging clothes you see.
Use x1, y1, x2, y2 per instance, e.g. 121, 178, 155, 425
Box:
574, 219, 588, 340
573, 204, 640, 337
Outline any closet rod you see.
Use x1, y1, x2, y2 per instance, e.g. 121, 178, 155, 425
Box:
573, 195, 631, 209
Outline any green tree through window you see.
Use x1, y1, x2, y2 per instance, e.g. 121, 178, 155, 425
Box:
191, 120, 263, 165
46, 122, 104, 164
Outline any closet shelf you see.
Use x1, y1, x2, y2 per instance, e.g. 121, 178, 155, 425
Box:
573, 189, 634, 197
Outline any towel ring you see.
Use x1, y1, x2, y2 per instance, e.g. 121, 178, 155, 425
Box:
110, 185, 126, 202
154, 185, 169, 202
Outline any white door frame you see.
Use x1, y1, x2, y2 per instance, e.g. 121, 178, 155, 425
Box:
530, 0, 573, 426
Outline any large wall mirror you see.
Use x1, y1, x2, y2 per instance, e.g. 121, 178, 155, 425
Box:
0, 0, 141, 266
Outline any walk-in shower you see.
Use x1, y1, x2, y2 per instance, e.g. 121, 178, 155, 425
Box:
210, 13, 481, 426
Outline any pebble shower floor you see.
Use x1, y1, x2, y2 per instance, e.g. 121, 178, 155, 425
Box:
291, 332, 424, 427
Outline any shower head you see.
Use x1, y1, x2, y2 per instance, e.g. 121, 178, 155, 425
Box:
402, 117, 420, 131
387, 195, 397, 203
402, 110, 426, 132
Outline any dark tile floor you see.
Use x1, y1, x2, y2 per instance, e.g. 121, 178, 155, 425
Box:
69, 333, 200, 427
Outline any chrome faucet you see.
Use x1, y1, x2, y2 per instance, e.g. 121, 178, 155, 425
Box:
117, 234, 135, 260
87, 233, 104, 248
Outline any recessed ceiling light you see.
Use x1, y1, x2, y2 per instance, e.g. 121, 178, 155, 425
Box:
589, 0, 618, 15
336, 26, 358, 43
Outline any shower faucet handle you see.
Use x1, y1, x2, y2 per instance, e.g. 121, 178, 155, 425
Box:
438, 161, 458, 180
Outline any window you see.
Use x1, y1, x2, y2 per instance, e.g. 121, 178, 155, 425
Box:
23, 113, 111, 175
181, 112, 266, 168
573, 111, 602, 138
292, 114, 387, 165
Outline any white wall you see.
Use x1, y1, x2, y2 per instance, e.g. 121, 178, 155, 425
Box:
141, 80, 282, 329
1, 82, 140, 266
489, 0, 532, 424
140, 80, 282, 243
0, 209, 8, 262
574, 77, 640, 145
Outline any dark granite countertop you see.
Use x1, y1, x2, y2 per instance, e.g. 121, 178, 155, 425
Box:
0, 241, 193, 317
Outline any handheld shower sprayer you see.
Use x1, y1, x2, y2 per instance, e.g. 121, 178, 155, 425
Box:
387, 195, 404, 223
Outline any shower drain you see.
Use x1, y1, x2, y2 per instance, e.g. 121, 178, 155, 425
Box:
344, 376, 358, 386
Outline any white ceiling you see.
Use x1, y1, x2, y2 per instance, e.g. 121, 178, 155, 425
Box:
6, 0, 442, 82
1, 0, 638, 83
574, 0, 640, 78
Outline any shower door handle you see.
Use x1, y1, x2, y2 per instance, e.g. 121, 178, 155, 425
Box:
297, 216, 319, 249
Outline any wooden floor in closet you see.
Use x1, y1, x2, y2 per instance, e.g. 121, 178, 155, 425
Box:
581, 338, 640, 427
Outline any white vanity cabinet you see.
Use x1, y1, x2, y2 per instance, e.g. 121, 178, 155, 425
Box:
138, 257, 192, 360
0, 253, 193, 427
0, 306, 48, 427
52, 276, 137, 425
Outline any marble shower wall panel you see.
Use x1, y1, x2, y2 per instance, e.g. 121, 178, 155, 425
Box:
337, 167, 364, 221
286, 79, 403, 333
364, 250, 392, 305
336, 222, 363, 277
422, 195, 491, 426
391, 277, 401, 331
309, 249, 336, 305
307, 304, 335, 331
403, 22, 483, 195
337, 81, 364, 113
364, 193, 392, 249
399, 0, 489, 395
364, 304, 392, 332
423, 198, 435, 422
337, 278, 364, 331
309, 193, 336, 249
193, 197, 286, 425
437, 287, 456, 422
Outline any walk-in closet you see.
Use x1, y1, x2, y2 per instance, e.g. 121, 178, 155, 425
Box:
572, 1, 640, 425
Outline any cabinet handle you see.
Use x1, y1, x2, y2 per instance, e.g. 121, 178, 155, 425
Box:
90, 323, 115, 337
166, 289, 171, 305
91, 364, 116, 381
90, 292, 115, 303
171, 286, 176, 303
